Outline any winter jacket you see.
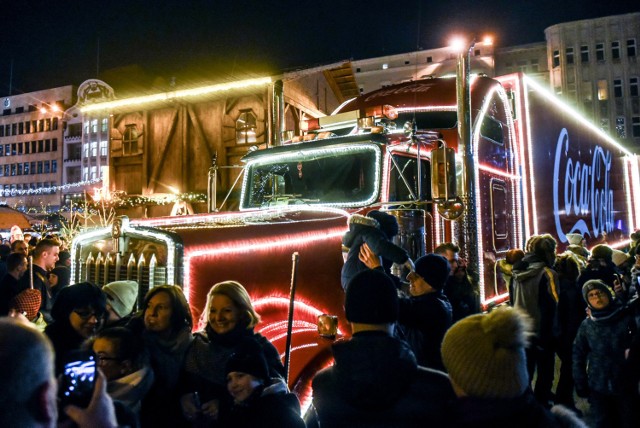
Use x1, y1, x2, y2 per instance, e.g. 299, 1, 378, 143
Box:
341, 214, 409, 289
573, 302, 637, 396
443, 274, 480, 323
44, 319, 87, 375
219, 378, 305, 428
136, 324, 193, 428
107, 365, 155, 418
181, 324, 285, 418
396, 290, 452, 371
511, 254, 559, 344
447, 390, 587, 428
311, 331, 455, 428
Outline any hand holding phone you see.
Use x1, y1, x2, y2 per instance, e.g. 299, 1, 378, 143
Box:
59, 357, 96, 408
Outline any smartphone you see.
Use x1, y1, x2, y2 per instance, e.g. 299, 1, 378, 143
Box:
59, 356, 96, 408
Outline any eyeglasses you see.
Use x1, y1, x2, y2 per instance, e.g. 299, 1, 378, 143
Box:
73, 310, 103, 320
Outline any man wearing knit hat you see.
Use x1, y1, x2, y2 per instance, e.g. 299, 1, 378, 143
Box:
103, 280, 138, 327
398, 253, 453, 371
310, 269, 454, 428
573, 279, 639, 428
442, 307, 586, 427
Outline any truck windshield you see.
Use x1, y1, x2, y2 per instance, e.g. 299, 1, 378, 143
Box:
241, 144, 380, 209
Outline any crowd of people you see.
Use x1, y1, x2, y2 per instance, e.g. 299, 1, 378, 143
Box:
1, 216, 640, 428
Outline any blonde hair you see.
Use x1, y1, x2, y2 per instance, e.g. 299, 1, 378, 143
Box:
200, 281, 260, 330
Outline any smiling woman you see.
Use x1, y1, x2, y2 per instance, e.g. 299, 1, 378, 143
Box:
179, 280, 286, 425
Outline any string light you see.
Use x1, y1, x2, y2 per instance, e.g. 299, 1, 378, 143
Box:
1, 178, 102, 197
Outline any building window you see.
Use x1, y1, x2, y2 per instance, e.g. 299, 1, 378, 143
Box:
614, 79, 623, 98
627, 39, 637, 57
84, 121, 89, 135
566, 47, 574, 65
122, 124, 140, 155
101, 117, 108, 132
552, 50, 560, 67
83, 143, 89, 158
37, 162, 43, 174
633, 117, 640, 138
91, 141, 97, 157
600, 118, 610, 133
90, 166, 97, 180
426, 56, 433, 63
581, 45, 589, 63
17, 143, 22, 155
17, 163, 22, 175
597, 80, 608, 100
596, 43, 605, 61
100, 140, 108, 156
91, 119, 98, 133
44, 161, 50, 174
616, 117, 626, 138
24, 162, 29, 175
235, 111, 257, 145
530, 59, 539, 72
30, 162, 35, 175
45, 140, 50, 152
52, 160, 57, 173
52, 138, 57, 151
631, 77, 639, 97
355, 68, 361, 73
83, 167, 88, 181
44, 119, 51, 132
612, 41, 620, 60
52, 117, 58, 131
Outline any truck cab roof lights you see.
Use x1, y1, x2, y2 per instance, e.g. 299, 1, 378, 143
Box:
364, 104, 398, 120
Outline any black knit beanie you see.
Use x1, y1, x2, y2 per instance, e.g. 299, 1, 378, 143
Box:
345, 270, 399, 324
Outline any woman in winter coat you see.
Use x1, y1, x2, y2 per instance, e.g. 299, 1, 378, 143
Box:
44, 281, 107, 374
127, 284, 193, 427
179, 280, 285, 425
218, 339, 305, 428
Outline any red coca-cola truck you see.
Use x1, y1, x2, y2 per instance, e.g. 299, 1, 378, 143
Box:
71, 72, 640, 410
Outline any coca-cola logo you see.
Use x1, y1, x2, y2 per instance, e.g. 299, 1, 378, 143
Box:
553, 128, 614, 243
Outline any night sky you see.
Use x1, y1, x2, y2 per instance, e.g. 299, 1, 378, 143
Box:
1, 0, 638, 95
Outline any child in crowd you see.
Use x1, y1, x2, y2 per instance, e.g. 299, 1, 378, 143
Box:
573, 279, 639, 428
220, 339, 305, 428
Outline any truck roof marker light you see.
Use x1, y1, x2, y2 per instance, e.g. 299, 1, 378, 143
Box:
365, 104, 398, 120
80, 76, 272, 113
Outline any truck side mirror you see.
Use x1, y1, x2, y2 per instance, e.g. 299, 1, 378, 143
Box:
431, 145, 457, 202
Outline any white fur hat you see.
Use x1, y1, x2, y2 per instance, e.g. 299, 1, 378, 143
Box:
611, 249, 630, 267
566, 233, 584, 246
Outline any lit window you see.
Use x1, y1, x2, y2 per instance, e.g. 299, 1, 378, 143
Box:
101, 118, 108, 132
382, 63, 389, 70
122, 124, 140, 155
91, 141, 98, 157
236, 110, 257, 145
597, 80, 608, 100
616, 117, 626, 139
91, 119, 98, 133
100, 140, 108, 156
552, 50, 560, 67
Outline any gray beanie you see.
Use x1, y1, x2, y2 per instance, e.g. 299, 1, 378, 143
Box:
103, 280, 138, 318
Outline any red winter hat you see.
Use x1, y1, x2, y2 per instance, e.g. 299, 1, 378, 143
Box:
10, 288, 41, 321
